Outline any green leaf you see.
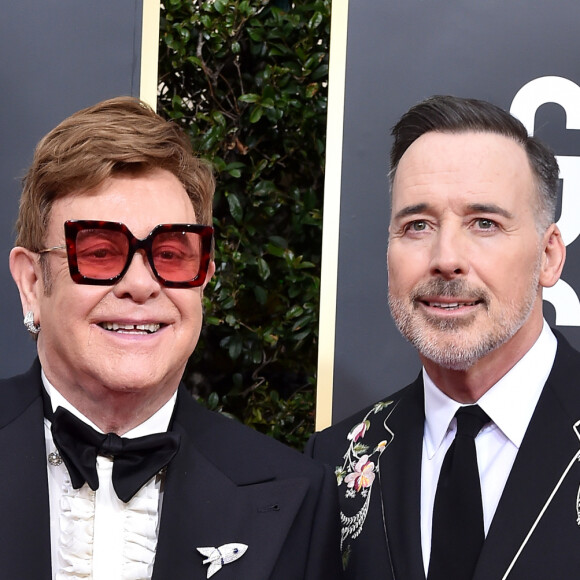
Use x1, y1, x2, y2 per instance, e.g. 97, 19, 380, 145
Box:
207, 392, 220, 410
213, 0, 227, 14
268, 235, 287, 248
239, 93, 260, 104
308, 12, 324, 29
211, 110, 227, 126
286, 305, 304, 319
228, 335, 243, 360
266, 243, 285, 258
257, 257, 271, 280
249, 106, 264, 123
292, 329, 311, 341
226, 193, 243, 223
292, 314, 313, 332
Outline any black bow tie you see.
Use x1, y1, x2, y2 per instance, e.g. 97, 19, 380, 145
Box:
50, 406, 180, 503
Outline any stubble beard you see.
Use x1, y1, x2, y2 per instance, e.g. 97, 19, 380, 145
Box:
388, 268, 541, 371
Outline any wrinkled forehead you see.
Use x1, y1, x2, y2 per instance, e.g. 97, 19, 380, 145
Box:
390, 131, 536, 211
45, 170, 197, 241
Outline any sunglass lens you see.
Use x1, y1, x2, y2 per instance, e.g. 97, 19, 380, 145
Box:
75, 229, 129, 279
152, 231, 203, 282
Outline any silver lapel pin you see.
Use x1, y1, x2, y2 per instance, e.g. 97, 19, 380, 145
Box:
197, 543, 248, 578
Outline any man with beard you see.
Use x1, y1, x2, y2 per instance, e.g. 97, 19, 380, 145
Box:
306, 95, 580, 579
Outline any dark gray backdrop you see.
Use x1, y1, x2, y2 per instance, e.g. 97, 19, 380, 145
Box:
332, 0, 580, 422
1, 0, 144, 377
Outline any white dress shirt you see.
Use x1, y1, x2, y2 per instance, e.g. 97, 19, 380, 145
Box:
420, 320, 557, 574
42, 372, 177, 580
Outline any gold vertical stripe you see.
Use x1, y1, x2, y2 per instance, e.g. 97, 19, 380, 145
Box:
315, 0, 350, 431
140, 0, 161, 110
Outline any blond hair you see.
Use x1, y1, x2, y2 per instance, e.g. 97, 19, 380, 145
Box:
16, 96, 214, 250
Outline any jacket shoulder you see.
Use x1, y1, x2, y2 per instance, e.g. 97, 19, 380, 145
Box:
0, 359, 42, 428
306, 379, 418, 467
176, 388, 331, 483
545, 329, 580, 414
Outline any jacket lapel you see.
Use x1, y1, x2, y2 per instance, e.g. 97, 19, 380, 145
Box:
0, 360, 52, 578
380, 376, 426, 580
153, 390, 313, 580
474, 334, 580, 579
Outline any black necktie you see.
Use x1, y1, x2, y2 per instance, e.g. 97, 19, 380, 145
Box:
428, 405, 491, 580
50, 406, 181, 503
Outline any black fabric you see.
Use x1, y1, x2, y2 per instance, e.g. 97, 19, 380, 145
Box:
50, 405, 180, 502
428, 405, 490, 580
0, 361, 346, 579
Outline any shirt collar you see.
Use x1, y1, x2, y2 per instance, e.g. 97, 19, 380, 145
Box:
424, 320, 557, 458
41, 369, 177, 438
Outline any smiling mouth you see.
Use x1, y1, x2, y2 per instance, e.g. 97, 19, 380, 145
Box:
424, 300, 482, 310
99, 322, 162, 334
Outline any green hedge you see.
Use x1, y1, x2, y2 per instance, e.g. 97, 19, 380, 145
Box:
158, 0, 330, 449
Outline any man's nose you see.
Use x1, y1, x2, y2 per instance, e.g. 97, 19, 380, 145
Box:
429, 227, 469, 278
112, 250, 161, 302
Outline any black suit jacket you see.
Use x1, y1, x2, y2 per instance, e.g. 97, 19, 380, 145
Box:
307, 332, 580, 579
0, 360, 344, 579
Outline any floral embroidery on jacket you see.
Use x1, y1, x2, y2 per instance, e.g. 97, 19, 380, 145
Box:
335, 400, 396, 567
344, 455, 375, 492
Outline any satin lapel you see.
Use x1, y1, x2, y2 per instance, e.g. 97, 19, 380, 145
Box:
380, 376, 426, 580
474, 337, 580, 580
0, 361, 51, 578
153, 393, 311, 580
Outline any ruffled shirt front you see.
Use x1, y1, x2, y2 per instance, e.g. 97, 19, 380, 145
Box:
43, 372, 177, 580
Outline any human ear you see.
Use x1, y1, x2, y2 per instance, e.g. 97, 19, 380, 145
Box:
201, 260, 216, 293
9, 247, 43, 317
539, 224, 566, 288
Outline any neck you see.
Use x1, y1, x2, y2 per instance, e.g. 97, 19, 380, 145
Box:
43, 374, 177, 435
71, 391, 174, 435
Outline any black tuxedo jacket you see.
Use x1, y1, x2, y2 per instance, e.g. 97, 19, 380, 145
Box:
307, 332, 580, 579
0, 360, 343, 579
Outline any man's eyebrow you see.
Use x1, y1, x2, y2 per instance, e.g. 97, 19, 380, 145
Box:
467, 203, 514, 219
393, 202, 514, 221
392, 203, 429, 220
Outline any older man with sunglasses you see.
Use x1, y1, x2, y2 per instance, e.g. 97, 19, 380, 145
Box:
4, 97, 343, 580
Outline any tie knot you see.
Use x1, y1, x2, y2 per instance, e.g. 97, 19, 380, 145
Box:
100, 432, 124, 457
455, 405, 490, 439
50, 405, 181, 502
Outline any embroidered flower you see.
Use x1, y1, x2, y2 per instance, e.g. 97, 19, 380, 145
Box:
375, 440, 387, 452
347, 421, 369, 443
347, 421, 371, 443
344, 455, 375, 492
337, 399, 396, 562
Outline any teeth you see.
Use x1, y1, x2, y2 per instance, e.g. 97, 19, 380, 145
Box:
101, 322, 161, 333
429, 302, 476, 309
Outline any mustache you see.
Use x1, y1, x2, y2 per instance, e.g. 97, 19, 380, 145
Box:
409, 278, 490, 304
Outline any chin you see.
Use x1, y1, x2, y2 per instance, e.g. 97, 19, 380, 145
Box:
99, 370, 165, 394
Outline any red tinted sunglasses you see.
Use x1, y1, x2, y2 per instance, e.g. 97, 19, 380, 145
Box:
39, 220, 214, 288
